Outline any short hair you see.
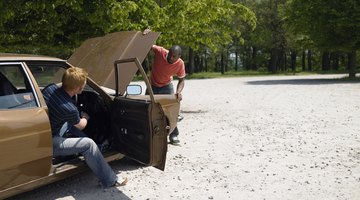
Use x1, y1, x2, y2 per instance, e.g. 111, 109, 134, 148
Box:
62, 67, 88, 91
170, 45, 182, 56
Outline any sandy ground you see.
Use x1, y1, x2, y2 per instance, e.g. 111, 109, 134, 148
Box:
10, 74, 360, 200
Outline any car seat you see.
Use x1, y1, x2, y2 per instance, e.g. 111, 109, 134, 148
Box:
0, 72, 17, 96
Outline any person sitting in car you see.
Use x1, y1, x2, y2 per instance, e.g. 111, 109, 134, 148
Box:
42, 67, 128, 187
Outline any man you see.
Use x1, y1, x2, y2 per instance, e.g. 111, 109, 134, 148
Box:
42, 67, 128, 187
148, 44, 186, 144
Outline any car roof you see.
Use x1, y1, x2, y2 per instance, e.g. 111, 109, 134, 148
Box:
0, 53, 65, 62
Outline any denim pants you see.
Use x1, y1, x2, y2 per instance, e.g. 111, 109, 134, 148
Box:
150, 83, 179, 138
52, 136, 117, 187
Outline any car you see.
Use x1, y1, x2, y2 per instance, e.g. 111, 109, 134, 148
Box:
0, 31, 180, 199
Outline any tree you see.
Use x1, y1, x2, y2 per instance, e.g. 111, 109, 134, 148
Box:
286, 0, 360, 78
0, 0, 160, 58
155, 0, 256, 74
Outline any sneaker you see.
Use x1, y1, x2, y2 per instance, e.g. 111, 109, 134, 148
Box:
177, 115, 184, 122
113, 175, 128, 187
170, 136, 180, 144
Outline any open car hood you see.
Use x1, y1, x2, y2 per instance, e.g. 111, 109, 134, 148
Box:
68, 31, 160, 93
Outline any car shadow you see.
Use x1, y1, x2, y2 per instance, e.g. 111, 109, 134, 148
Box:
246, 77, 360, 85
9, 158, 147, 200
111, 156, 149, 172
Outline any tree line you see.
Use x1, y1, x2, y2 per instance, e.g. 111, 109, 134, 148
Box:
0, 0, 359, 77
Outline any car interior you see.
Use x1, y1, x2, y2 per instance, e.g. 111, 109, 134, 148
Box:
24, 62, 155, 167
0, 67, 36, 109
24, 63, 115, 164
0, 71, 17, 96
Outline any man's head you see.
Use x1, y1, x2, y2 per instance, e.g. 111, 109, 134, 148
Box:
62, 67, 88, 94
167, 45, 182, 64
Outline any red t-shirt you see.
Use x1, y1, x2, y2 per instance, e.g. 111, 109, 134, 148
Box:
150, 45, 186, 87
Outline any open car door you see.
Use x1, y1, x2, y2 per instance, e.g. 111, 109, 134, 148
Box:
111, 58, 168, 170
68, 31, 171, 170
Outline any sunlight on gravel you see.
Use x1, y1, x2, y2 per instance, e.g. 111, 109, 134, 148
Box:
11, 74, 360, 200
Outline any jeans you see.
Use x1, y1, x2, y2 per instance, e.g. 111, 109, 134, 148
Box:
58, 122, 87, 137
149, 83, 179, 138
52, 136, 117, 187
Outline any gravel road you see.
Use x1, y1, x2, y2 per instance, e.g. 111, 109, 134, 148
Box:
10, 74, 360, 200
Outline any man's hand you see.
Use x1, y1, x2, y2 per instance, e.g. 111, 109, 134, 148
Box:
176, 93, 183, 101
142, 28, 151, 35
81, 111, 90, 120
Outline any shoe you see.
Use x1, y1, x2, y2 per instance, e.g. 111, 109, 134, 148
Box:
98, 140, 110, 153
177, 115, 184, 122
113, 176, 128, 187
170, 136, 180, 144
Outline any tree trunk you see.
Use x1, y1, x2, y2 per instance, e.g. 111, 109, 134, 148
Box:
199, 55, 204, 72
242, 48, 248, 70
225, 50, 229, 72
307, 50, 312, 71
348, 50, 356, 78
235, 48, 238, 71
187, 47, 194, 75
302, 51, 306, 71
269, 48, 279, 73
283, 51, 287, 71
291, 50, 297, 74
221, 52, 225, 74
194, 53, 200, 73
251, 46, 257, 70
330, 52, 339, 70
322, 51, 330, 71
205, 53, 208, 72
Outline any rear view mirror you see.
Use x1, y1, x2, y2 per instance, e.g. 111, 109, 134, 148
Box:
126, 85, 142, 95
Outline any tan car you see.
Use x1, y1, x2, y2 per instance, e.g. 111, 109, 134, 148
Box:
0, 31, 180, 199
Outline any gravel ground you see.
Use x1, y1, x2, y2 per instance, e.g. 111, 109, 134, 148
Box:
10, 74, 360, 200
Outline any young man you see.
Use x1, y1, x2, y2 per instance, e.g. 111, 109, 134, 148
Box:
148, 44, 186, 144
42, 67, 128, 187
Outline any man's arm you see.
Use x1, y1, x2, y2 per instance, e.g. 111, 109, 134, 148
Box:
74, 112, 90, 130
176, 77, 185, 101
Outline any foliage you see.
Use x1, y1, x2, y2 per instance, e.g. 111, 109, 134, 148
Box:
0, 0, 357, 76
156, 0, 256, 52
286, 0, 360, 51
0, 0, 256, 60
0, 0, 162, 58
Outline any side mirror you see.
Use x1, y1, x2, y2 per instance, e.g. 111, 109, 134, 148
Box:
126, 85, 142, 95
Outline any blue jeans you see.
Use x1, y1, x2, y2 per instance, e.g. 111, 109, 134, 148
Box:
52, 136, 117, 187
149, 83, 179, 138
151, 83, 174, 94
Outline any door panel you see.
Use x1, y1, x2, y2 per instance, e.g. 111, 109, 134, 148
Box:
0, 108, 52, 190
111, 97, 168, 170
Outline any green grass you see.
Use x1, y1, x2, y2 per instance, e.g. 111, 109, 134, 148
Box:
134, 70, 360, 81
185, 70, 360, 80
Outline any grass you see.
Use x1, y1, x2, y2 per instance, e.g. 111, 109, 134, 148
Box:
133, 70, 360, 82
185, 70, 360, 80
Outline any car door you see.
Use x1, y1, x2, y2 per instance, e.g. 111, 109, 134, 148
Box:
0, 63, 52, 194
67, 31, 175, 170
110, 58, 169, 170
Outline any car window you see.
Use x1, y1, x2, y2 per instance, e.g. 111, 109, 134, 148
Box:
0, 64, 37, 109
27, 62, 67, 88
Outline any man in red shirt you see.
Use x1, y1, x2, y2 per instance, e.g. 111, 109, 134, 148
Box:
148, 44, 186, 144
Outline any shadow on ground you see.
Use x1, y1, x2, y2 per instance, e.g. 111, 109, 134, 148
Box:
246, 78, 360, 85
8, 157, 144, 200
